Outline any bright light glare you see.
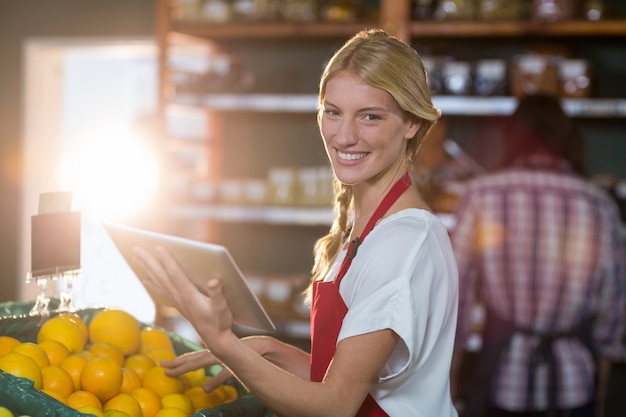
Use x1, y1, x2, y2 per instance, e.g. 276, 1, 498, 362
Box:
58, 130, 160, 222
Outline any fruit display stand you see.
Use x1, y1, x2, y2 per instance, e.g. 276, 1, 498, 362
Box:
0, 300, 270, 417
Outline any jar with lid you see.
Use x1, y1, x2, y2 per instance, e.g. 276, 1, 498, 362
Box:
474, 59, 507, 96
172, 0, 203, 20
320, 0, 358, 23
583, 0, 607, 21
532, 0, 575, 22
442, 60, 473, 96
478, 0, 527, 21
202, 0, 232, 23
412, 0, 437, 20
509, 54, 560, 97
282, 0, 319, 22
433, 0, 477, 21
558, 59, 592, 98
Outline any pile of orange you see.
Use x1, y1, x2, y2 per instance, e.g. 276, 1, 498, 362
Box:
0, 308, 239, 417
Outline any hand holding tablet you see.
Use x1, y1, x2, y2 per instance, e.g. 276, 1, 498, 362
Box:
103, 222, 275, 332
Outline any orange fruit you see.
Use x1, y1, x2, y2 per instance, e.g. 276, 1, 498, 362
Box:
124, 353, 156, 380
104, 393, 143, 417
76, 349, 96, 361
57, 312, 89, 345
185, 385, 222, 411
0, 335, 21, 356
67, 390, 103, 410
0, 406, 15, 417
12, 342, 50, 368
42, 388, 68, 405
41, 365, 74, 397
194, 375, 214, 388
77, 405, 105, 417
142, 366, 183, 397
140, 328, 174, 353
38, 339, 70, 366
161, 392, 193, 414
37, 316, 85, 353
144, 348, 177, 365
120, 367, 142, 394
181, 367, 205, 388
81, 356, 123, 402
103, 410, 131, 417
221, 385, 238, 403
89, 309, 141, 356
60, 353, 88, 391
0, 352, 43, 389
90, 342, 125, 366
131, 387, 162, 417
155, 407, 187, 417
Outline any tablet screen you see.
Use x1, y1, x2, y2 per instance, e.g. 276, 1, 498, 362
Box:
103, 222, 275, 332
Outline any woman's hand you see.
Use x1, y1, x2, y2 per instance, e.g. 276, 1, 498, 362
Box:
132, 245, 235, 356
161, 350, 234, 392
162, 335, 312, 391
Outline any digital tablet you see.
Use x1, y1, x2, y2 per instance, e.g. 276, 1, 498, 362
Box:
103, 222, 275, 332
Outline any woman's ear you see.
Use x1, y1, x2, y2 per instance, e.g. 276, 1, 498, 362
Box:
404, 118, 421, 140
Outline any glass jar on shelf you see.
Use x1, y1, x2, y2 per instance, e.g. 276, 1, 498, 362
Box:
532, 0, 575, 22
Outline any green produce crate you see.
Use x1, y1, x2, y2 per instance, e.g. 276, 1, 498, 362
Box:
0, 300, 270, 417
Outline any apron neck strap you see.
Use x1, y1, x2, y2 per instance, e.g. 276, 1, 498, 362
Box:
338, 172, 412, 281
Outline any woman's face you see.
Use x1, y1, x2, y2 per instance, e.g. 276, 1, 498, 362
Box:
319, 72, 420, 187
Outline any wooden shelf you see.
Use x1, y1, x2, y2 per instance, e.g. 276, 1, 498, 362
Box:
169, 204, 334, 226
409, 19, 626, 38
168, 203, 458, 230
168, 19, 626, 40
170, 94, 626, 118
170, 20, 377, 40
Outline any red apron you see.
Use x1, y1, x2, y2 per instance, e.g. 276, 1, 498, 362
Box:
310, 172, 412, 417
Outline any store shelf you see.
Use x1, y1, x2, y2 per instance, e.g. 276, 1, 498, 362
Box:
169, 204, 335, 226
168, 203, 458, 229
170, 94, 626, 117
408, 19, 626, 38
168, 19, 626, 40
170, 21, 377, 40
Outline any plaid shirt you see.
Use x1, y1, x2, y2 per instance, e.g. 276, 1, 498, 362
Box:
451, 160, 625, 411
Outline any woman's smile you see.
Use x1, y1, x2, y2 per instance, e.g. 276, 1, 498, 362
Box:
337, 150, 369, 162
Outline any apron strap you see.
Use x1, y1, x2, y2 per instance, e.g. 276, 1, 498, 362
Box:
335, 172, 412, 284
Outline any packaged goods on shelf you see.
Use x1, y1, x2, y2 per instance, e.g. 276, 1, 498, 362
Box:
583, 0, 607, 20
474, 59, 507, 97
442, 60, 473, 96
412, 0, 437, 20
218, 178, 247, 204
281, 0, 319, 22
201, 0, 233, 23
433, 0, 477, 21
477, 0, 526, 21
509, 54, 560, 97
267, 167, 297, 206
532, 0, 576, 22
558, 59, 592, 98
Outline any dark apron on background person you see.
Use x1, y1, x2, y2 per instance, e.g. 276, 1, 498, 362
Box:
310, 173, 412, 417
463, 308, 595, 417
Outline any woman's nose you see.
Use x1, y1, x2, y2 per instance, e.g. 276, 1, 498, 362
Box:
334, 119, 358, 147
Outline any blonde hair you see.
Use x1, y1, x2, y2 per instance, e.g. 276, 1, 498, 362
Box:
310, 29, 441, 287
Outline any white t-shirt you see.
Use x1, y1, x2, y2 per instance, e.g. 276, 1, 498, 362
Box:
325, 209, 459, 417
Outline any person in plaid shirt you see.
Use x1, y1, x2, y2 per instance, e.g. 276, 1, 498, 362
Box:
450, 94, 625, 417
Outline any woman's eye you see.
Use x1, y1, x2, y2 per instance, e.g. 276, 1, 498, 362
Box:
363, 114, 381, 121
324, 109, 339, 116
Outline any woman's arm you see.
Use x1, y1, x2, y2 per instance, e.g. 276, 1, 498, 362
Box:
133, 245, 397, 417
162, 335, 311, 390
